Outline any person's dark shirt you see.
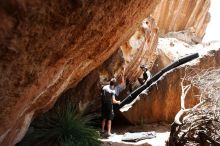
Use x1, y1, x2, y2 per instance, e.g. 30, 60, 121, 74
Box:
102, 85, 116, 104
143, 70, 151, 81
143, 71, 148, 81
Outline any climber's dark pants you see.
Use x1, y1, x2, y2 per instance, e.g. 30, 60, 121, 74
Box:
101, 102, 114, 120
138, 77, 145, 85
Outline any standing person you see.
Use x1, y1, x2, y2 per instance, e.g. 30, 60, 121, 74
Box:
101, 78, 120, 136
138, 65, 151, 85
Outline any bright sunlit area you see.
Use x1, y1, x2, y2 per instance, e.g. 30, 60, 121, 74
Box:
203, 0, 220, 42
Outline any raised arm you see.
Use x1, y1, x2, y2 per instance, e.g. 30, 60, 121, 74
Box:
119, 67, 126, 87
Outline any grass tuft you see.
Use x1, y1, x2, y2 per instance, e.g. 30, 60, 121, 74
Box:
18, 103, 101, 146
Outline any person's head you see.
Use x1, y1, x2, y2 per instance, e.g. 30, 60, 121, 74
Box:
140, 65, 148, 71
110, 78, 117, 87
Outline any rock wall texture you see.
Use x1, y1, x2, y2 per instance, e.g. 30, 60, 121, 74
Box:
152, 0, 210, 39
121, 17, 159, 83
0, 0, 213, 145
14, 0, 212, 129
54, 50, 125, 115
57, 16, 160, 116
0, 0, 160, 145
55, 17, 160, 115
120, 39, 220, 124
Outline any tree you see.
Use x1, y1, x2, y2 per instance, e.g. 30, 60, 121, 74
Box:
169, 68, 220, 146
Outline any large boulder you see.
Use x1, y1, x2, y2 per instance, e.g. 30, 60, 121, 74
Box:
121, 17, 159, 82
55, 17, 160, 115
0, 0, 213, 145
120, 38, 220, 124
33, 0, 213, 125
152, 0, 210, 39
0, 0, 160, 145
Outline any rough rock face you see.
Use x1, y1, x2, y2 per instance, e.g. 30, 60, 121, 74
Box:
54, 50, 125, 115
59, 17, 159, 114
54, 68, 102, 114
120, 39, 220, 124
36, 1, 213, 125
121, 17, 159, 83
164, 30, 203, 44
152, 0, 210, 39
0, 0, 160, 145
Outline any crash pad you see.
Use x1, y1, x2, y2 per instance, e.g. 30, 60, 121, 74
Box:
122, 131, 156, 142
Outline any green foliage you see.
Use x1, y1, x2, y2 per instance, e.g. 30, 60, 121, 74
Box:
19, 104, 101, 146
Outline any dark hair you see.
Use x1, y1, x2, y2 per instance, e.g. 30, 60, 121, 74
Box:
140, 65, 147, 69
110, 78, 116, 86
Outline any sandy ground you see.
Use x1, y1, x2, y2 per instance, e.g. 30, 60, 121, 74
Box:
100, 123, 170, 146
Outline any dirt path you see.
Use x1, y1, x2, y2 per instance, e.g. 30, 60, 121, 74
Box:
100, 123, 170, 146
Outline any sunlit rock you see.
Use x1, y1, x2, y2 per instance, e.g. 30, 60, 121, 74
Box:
152, 0, 210, 39
120, 39, 220, 124
0, 0, 159, 145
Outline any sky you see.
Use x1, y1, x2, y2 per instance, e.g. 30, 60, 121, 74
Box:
203, 0, 220, 42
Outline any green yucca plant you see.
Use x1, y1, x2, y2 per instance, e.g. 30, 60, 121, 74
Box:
19, 104, 101, 146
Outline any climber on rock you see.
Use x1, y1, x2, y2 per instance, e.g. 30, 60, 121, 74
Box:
101, 78, 121, 136
138, 65, 151, 85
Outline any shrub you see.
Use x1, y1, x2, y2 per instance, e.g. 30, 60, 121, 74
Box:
19, 104, 101, 146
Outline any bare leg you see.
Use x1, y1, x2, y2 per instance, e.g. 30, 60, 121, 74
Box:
107, 120, 112, 134
102, 119, 106, 132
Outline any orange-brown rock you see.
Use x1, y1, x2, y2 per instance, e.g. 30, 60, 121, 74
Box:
64, 17, 159, 114
54, 50, 126, 115
152, 0, 211, 39
120, 39, 220, 124
0, 0, 160, 145
57, 16, 160, 114
29, 0, 214, 125
121, 17, 159, 83
67, 0, 214, 126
